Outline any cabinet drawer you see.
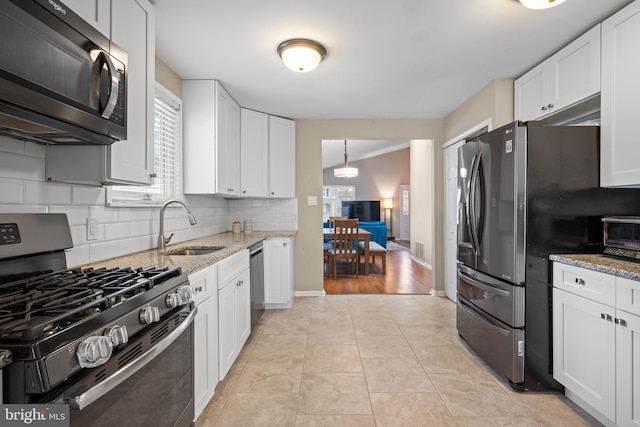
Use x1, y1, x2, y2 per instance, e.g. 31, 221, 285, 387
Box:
189, 264, 217, 306
553, 263, 615, 306
218, 249, 249, 289
616, 276, 640, 316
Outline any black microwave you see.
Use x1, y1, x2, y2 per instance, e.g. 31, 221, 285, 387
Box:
0, 0, 127, 145
602, 216, 640, 261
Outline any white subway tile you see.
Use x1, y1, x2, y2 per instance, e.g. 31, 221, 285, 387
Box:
66, 245, 90, 268
0, 151, 45, 181
104, 222, 131, 240
89, 240, 120, 264
0, 178, 24, 203
72, 186, 105, 205
48, 206, 90, 225
24, 142, 46, 158
0, 137, 26, 154
70, 224, 88, 246
0, 204, 47, 213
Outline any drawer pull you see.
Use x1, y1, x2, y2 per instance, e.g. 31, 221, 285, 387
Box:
601, 313, 613, 322
615, 318, 628, 327
575, 278, 586, 286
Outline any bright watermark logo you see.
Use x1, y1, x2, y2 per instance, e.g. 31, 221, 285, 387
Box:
1, 405, 69, 426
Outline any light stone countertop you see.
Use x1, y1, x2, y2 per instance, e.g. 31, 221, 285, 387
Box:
549, 253, 640, 281
81, 231, 296, 275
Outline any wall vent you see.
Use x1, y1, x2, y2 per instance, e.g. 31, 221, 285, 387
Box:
415, 241, 425, 261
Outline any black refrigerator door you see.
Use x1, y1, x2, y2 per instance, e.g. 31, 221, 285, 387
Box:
457, 139, 478, 269
475, 122, 527, 284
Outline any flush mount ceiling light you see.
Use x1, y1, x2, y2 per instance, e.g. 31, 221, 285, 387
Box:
519, 0, 567, 9
277, 39, 327, 72
334, 140, 358, 178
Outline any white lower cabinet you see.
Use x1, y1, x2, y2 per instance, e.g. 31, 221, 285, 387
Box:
264, 237, 294, 309
189, 264, 219, 420
553, 262, 640, 426
217, 250, 250, 380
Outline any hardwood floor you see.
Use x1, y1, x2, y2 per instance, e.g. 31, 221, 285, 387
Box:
323, 248, 432, 294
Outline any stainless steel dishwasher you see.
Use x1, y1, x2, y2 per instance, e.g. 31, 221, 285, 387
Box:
249, 241, 265, 329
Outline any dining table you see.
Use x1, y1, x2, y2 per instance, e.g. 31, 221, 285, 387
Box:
323, 227, 372, 275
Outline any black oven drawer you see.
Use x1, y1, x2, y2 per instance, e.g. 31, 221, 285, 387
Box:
457, 296, 525, 384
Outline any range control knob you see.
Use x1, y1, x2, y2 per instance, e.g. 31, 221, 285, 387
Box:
166, 285, 195, 308
105, 325, 129, 346
166, 293, 180, 309
76, 336, 113, 368
139, 306, 160, 324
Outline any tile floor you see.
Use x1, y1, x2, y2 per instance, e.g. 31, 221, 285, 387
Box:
196, 294, 602, 426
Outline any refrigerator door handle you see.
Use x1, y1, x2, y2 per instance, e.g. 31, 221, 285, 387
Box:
469, 152, 482, 253
458, 268, 510, 297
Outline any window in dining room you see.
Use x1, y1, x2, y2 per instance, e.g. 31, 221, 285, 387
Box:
322, 185, 356, 222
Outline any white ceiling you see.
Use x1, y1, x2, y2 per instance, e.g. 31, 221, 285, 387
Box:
153, 0, 629, 121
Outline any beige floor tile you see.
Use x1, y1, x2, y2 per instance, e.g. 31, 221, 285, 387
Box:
369, 392, 457, 427
411, 338, 486, 375
249, 334, 307, 361
429, 373, 532, 417
347, 294, 385, 305
298, 372, 372, 415
309, 310, 353, 326
294, 414, 376, 427
453, 416, 539, 426
214, 392, 298, 426
357, 333, 415, 359
307, 323, 357, 345
362, 358, 434, 392
234, 358, 303, 393
514, 393, 604, 426
353, 318, 401, 335
195, 393, 227, 427
260, 310, 311, 335
303, 343, 362, 373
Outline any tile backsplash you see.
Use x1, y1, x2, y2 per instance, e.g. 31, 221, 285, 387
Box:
0, 137, 297, 267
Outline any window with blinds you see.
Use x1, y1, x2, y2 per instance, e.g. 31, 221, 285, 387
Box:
107, 84, 182, 205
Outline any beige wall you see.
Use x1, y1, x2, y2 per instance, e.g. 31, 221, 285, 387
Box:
323, 148, 410, 237
155, 58, 182, 98
444, 79, 514, 140
410, 139, 433, 266
296, 119, 444, 294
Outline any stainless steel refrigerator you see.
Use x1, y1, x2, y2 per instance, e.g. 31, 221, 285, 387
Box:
456, 120, 620, 391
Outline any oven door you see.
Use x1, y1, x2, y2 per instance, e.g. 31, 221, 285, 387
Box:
50, 306, 195, 427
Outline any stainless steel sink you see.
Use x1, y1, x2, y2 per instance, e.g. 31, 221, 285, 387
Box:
164, 246, 225, 256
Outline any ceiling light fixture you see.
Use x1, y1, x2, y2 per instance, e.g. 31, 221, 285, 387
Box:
277, 39, 327, 72
334, 140, 358, 178
519, 0, 567, 9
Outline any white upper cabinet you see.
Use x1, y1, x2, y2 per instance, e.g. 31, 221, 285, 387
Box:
239, 109, 296, 198
601, 1, 640, 187
515, 24, 600, 122
268, 115, 296, 198
63, 0, 111, 37
183, 80, 241, 196
240, 109, 269, 197
46, 0, 155, 186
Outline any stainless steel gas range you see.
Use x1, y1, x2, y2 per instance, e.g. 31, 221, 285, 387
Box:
0, 214, 195, 427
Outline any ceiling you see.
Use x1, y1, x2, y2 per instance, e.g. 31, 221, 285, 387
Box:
153, 0, 629, 121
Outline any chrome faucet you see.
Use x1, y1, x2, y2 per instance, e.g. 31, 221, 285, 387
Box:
157, 199, 197, 253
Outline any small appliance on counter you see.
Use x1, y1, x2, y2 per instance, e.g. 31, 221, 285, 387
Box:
0, 214, 194, 427
602, 216, 640, 261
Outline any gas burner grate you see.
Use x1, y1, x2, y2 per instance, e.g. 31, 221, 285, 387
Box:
0, 265, 181, 341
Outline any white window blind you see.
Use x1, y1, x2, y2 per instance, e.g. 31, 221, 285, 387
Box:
108, 84, 182, 205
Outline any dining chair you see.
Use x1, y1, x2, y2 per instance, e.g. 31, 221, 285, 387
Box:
324, 216, 347, 263
328, 219, 360, 278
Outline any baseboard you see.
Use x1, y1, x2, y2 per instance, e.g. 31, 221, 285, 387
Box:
430, 289, 446, 297
295, 290, 326, 297
410, 255, 432, 270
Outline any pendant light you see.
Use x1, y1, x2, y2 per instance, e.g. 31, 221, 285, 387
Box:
277, 39, 327, 73
334, 140, 358, 178
520, 0, 567, 9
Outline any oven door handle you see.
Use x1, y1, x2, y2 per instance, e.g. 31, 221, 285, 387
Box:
64, 308, 196, 411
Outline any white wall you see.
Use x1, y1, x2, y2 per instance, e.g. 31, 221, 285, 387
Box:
0, 136, 297, 267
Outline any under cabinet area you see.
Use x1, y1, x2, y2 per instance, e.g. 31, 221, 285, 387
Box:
183, 80, 241, 196
217, 249, 250, 380
553, 262, 640, 427
264, 237, 294, 308
45, 0, 155, 186
189, 264, 219, 420
601, 0, 640, 187
515, 24, 600, 122
240, 109, 296, 198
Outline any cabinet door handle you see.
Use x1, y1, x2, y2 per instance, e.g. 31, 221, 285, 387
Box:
548, 103, 554, 109
575, 278, 586, 286
615, 318, 628, 327
601, 313, 613, 322
541, 106, 548, 111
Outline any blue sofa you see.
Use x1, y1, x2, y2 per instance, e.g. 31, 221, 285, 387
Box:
323, 220, 387, 248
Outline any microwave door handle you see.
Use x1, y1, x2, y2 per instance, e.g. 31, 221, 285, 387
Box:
90, 51, 120, 119
64, 308, 196, 410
